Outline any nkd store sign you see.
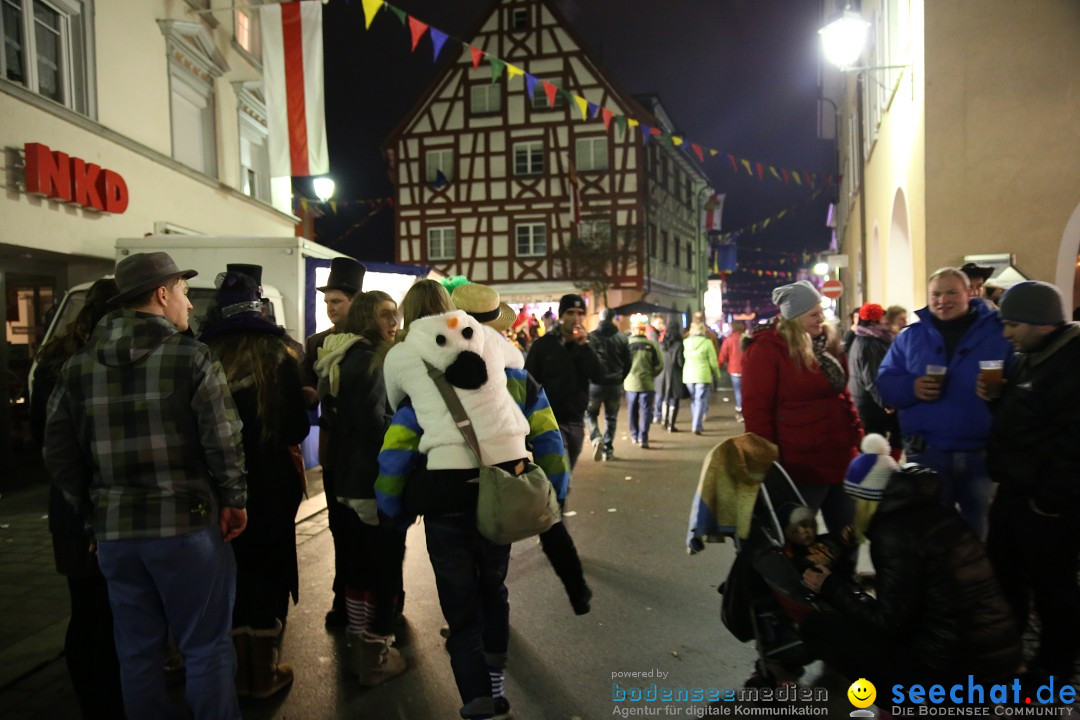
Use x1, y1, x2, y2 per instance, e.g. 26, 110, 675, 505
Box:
24, 142, 129, 214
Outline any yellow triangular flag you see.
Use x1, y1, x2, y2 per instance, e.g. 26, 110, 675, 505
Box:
672, 136, 684, 147
709, 149, 719, 156
362, 0, 384, 29
574, 95, 589, 121
506, 64, 524, 82
627, 118, 640, 129
330, 201, 338, 214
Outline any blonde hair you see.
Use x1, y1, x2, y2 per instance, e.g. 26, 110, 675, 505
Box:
776, 316, 816, 369
928, 267, 970, 289
373, 280, 453, 369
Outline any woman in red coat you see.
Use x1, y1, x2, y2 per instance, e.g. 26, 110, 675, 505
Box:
742, 281, 863, 535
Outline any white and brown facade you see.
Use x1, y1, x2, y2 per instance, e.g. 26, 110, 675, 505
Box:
385, 0, 713, 316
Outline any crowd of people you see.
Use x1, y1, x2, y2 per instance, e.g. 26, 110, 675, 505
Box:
31, 248, 1079, 718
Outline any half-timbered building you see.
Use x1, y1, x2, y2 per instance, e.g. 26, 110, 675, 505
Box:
385, 0, 713, 317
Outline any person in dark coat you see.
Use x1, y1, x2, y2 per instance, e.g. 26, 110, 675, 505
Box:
31, 278, 124, 719
585, 308, 631, 461
330, 290, 408, 685
801, 465, 1021, 694
201, 270, 310, 700
980, 281, 1080, 685
655, 323, 686, 431
847, 302, 902, 457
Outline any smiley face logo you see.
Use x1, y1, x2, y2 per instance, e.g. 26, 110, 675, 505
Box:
847, 678, 877, 709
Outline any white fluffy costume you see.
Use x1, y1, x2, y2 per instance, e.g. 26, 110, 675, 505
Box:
383, 310, 529, 470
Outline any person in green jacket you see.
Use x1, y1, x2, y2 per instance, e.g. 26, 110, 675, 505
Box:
683, 320, 720, 434
623, 313, 664, 448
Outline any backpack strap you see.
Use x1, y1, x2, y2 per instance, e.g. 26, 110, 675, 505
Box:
423, 360, 485, 466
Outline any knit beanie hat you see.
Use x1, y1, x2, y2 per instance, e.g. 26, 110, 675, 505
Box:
777, 503, 814, 532
843, 434, 898, 501
772, 281, 822, 320
559, 293, 586, 316
858, 302, 885, 323
999, 281, 1065, 326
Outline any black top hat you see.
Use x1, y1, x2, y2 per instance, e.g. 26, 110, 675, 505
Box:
227, 263, 263, 288
959, 262, 994, 281
317, 257, 366, 296
110, 252, 197, 304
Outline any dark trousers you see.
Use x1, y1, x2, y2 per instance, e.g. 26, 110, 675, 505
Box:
425, 513, 511, 709
559, 423, 585, 470
986, 493, 1080, 679
344, 511, 407, 637
323, 467, 349, 607
585, 385, 621, 455
65, 574, 124, 719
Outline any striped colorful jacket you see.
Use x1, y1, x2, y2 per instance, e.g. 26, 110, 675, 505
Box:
375, 367, 569, 520
43, 310, 247, 541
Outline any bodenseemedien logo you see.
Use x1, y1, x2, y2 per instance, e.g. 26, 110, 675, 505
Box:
848, 678, 877, 717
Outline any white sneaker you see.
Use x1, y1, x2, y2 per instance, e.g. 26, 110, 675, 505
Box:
591, 438, 603, 461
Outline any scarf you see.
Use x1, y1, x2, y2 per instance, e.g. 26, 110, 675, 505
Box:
314, 333, 366, 398
854, 324, 893, 342
812, 332, 847, 393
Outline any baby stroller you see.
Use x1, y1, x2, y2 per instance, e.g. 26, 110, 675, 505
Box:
718, 461, 821, 687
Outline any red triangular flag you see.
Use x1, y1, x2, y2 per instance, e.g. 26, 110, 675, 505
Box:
408, 17, 428, 51
469, 45, 484, 70
543, 81, 557, 108
601, 108, 613, 131
691, 143, 704, 163
755, 162, 764, 180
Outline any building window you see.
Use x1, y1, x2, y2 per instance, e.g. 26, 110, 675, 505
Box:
469, 84, 501, 114
661, 230, 669, 264
513, 141, 544, 176
579, 218, 611, 245
686, 241, 693, 272
531, 78, 565, 109
1, 0, 93, 114
161, 20, 229, 178
234, 0, 261, 64
428, 227, 456, 261
234, 81, 270, 202
516, 223, 546, 257
674, 234, 681, 268
649, 224, 658, 257
510, 7, 530, 31
425, 148, 454, 184
575, 137, 608, 172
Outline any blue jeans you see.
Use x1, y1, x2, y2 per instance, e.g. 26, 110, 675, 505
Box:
625, 391, 655, 442
906, 445, 993, 538
424, 513, 511, 713
690, 383, 710, 432
96, 525, 239, 720
586, 384, 621, 455
731, 374, 743, 411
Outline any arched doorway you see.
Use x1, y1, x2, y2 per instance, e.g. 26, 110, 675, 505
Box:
1055, 199, 1080, 314
887, 189, 915, 311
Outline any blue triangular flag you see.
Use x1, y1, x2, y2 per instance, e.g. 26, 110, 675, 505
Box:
431, 169, 449, 189
587, 101, 600, 119
640, 124, 651, 145
525, 73, 539, 102
430, 29, 448, 62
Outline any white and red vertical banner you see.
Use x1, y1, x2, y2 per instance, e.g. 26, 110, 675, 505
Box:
703, 192, 725, 232
261, 1, 329, 178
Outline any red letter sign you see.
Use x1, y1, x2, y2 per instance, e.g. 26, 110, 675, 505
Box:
24, 142, 128, 213
25, 142, 73, 203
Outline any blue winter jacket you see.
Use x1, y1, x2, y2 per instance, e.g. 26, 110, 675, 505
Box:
876, 300, 1012, 451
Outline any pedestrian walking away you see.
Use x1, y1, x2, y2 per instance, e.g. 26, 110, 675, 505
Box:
624, 313, 663, 448
683, 320, 720, 435
585, 308, 631, 461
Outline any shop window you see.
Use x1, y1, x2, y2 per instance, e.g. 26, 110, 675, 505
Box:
428, 227, 456, 261
516, 223, 546, 257
575, 136, 608, 172
1, 0, 94, 114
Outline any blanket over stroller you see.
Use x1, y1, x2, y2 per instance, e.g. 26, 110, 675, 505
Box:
687, 433, 778, 551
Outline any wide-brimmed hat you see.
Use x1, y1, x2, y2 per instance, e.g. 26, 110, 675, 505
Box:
317, 257, 365, 296
451, 283, 516, 332
960, 262, 994, 282
110, 252, 197, 304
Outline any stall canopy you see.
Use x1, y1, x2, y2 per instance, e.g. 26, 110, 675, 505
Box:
608, 300, 681, 316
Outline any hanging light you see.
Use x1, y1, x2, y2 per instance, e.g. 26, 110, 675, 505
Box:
312, 176, 336, 203
819, 9, 871, 69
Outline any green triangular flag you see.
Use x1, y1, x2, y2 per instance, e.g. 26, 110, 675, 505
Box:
388, 6, 407, 25
615, 115, 628, 137
489, 57, 505, 84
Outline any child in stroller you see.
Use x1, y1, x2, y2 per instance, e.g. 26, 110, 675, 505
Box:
720, 462, 856, 687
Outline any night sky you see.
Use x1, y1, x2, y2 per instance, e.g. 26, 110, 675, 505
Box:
314, 0, 836, 309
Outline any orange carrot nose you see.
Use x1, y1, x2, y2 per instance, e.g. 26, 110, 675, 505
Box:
446, 316, 459, 329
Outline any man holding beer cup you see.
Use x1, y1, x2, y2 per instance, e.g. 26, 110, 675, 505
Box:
979, 280, 1080, 687
877, 267, 1012, 537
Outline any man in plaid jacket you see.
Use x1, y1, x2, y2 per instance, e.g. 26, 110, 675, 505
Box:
44, 252, 248, 719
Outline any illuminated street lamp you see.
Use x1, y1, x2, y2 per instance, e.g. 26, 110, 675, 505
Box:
813, 260, 830, 276
312, 176, 336, 203
819, 9, 871, 69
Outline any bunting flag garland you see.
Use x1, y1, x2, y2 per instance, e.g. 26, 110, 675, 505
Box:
708, 188, 825, 245
362, 1, 836, 189
294, 196, 394, 214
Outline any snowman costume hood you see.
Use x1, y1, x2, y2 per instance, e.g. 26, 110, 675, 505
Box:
384, 310, 529, 470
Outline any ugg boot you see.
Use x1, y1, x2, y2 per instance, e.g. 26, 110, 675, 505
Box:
232, 627, 251, 698
248, 620, 294, 699
347, 629, 407, 686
